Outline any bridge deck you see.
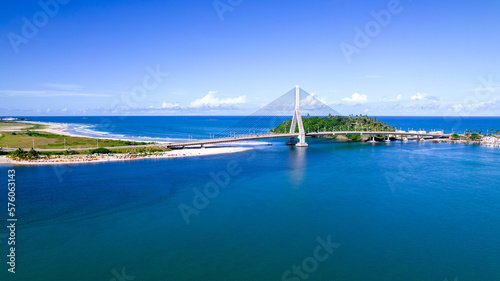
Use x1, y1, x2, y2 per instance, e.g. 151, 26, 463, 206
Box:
164, 133, 298, 148
308, 131, 451, 137
164, 131, 450, 148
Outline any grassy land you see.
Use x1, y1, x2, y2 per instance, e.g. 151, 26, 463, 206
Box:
0, 130, 152, 149
0, 122, 22, 127
0, 121, 48, 130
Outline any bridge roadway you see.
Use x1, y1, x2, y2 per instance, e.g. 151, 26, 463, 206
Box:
164, 131, 451, 148
308, 131, 451, 138
164, 133, 299, 148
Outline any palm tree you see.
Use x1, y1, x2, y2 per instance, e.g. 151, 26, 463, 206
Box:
12, 148, 25, 159
27, 148, 39, 159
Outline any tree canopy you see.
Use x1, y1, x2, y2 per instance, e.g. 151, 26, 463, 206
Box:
271, 115, 396, 133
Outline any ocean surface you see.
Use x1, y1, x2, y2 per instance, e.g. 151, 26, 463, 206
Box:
1, 116, 500, 281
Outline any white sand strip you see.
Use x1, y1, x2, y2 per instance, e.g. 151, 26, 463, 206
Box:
1, 147, 252, 166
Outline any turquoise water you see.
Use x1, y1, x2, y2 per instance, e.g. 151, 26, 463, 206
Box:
1, 117, 500, 280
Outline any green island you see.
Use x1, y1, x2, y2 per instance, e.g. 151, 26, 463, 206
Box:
271, 115, 397, 141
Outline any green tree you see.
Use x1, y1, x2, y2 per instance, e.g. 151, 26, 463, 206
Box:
470, 133, 481, 140
89, 147, 111, 154
27, 148, 39, 159
12, 148, 26, 159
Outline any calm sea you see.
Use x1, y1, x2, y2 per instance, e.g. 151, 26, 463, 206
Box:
1, 116, 499, 281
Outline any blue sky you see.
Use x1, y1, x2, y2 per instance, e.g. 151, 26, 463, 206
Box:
1, 0, 499, 116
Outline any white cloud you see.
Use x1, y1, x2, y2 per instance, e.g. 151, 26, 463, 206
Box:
465, 87, 500, 93
162, 101, 179, 108
410, 92, 439, 102
342, 93, 367, 102
382, 94, 403, 102
301, 93, 328, 108
451, 104, 463, 112
62, 108, 67, 112
410, 93, 427, 101
189, 91, 246, 108
449, 95, 500, 113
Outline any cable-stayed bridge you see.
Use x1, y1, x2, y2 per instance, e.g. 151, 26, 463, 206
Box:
164, 86, 450, 149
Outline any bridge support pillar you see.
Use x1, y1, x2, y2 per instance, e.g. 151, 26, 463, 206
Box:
289, 85, 308, 147
286, 137, 297, 145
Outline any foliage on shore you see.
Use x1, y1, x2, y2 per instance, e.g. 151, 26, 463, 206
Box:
4, 146, 171, 160
10, 148, 40, 160
270, 115, 396, 134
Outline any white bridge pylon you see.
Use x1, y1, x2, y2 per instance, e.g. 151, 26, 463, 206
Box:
288, 85, 308, 147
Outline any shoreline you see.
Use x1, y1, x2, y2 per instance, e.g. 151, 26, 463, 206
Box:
15, 120, 271, 146
0, 146, 252, 166
20, 121, 161, 144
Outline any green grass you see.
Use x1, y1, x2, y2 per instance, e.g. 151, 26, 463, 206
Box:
347, 134, 362, 141
0, 122, 22, 127
0, 130, 152, 149
0, 121, 48, 130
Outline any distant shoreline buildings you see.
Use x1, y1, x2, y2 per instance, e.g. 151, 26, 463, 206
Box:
0, 117, 30, 121
481, 136, 500, 147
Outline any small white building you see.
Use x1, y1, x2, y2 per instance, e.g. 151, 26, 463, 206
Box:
481, 136, 500, 147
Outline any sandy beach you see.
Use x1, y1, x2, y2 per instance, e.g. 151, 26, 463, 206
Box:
0, 121, 269, 166
28, 121, 151, 143
0, 146, 252, 166
16, 121, 271, 146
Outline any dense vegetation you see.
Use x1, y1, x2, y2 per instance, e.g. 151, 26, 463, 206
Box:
89, 147, 112, 154
271, 115, 396, 133
11, 148, 40, 160
4, 146, 172, 160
